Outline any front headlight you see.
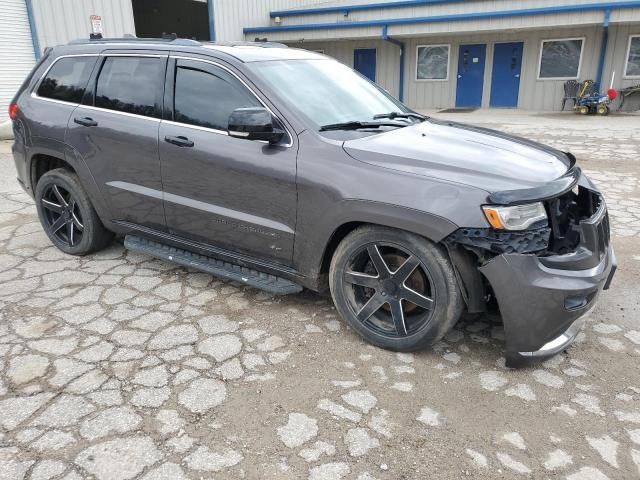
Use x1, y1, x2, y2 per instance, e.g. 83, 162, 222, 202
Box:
482, 202, 548, 230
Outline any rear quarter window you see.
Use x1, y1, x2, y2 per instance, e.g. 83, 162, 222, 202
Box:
36, 56, 96, 103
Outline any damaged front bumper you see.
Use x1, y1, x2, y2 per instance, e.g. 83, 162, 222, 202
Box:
480, 244, 616, 367
446, 167, 616, 367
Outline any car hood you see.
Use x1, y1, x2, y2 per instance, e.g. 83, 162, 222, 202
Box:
342, 119, 572, 193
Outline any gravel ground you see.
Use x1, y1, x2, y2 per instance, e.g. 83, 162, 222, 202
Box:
0, 111, 639, 480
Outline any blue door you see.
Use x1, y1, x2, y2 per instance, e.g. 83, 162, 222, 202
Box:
455, 44, 486, 108
490, 42, 523, 108
354, 48, 376, 82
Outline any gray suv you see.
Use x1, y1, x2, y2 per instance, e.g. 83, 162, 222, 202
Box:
10, 38, 616, 367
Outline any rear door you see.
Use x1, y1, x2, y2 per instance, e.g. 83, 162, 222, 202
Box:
65, 51, 167, 230
158, 56, 297, 264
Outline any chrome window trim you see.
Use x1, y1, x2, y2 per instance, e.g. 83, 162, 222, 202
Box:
82, 104, 162, 123
169, 55, 294, 148
31, 53, 167, 119
30, 52, 294, 147
162, 119, 227, 135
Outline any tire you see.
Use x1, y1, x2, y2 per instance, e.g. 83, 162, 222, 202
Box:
578, 105, 589, 115
35, 168, 113, 255
329, 226, 464, 352
597, 105, 610, 116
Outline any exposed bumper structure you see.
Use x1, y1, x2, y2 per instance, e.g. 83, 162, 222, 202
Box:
479, 193, 616, 368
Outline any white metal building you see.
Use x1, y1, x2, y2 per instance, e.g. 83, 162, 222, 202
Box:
2, 0, 640, 125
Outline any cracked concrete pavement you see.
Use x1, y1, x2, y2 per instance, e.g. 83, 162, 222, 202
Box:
1, 111, 639, 479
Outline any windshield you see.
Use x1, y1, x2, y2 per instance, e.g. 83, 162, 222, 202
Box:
249, 59, 409, 128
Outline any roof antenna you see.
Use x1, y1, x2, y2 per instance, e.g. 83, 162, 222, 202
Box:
89, 33, 102, 40
162, 32, 178, 40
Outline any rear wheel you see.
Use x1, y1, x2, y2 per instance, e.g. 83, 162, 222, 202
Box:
578, 105, 590, 115
35, 168, 113, 255
329, 226, 463, 351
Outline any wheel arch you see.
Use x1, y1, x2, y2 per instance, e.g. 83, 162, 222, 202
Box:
296, 200, 460, 293
30, 153, 75, 192
27, 144, 114, 230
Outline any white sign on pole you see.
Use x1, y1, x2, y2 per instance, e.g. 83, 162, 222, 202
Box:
90, 15, 103, 35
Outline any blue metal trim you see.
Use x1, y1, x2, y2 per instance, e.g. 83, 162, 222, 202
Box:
245, 1, 640, 34
382, 25, 405, 102
271, 0, 467, 18
207, 0, 216, 41
24, 0, 40, 60
596, 9, 611, 90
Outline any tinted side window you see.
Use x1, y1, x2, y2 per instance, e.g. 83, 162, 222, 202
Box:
95, 57, 164, 117
37, 56, 96, 103
174, 64, 260, 130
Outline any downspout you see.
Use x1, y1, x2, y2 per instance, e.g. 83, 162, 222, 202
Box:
24, 0, 41, 60
207, 0, 216, 41
382, 25, 405, 102
596, 8, 610, 91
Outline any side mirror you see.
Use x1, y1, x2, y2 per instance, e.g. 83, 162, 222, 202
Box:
228, 107, 285, 144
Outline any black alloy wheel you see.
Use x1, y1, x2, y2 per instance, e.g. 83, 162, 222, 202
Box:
342, 242, 436, 338
40, 183, 84, 247
35, 168, 113, 256
329, 226, 463, 352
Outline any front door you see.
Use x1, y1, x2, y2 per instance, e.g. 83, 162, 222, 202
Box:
159, 57, 297, 264
490, 42, 523, 108
354, 48, 376, 82
455, 44, 486, 108
66, 52, 168, 230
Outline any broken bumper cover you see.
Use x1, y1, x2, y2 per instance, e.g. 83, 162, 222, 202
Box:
479, 242, 616, 368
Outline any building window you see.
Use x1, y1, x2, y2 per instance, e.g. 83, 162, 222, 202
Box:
538, 38, 584, 79
625, 35, 640, 78
416, 45, 449, 81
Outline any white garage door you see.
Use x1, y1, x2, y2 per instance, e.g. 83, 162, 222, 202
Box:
0, 0, 36, 122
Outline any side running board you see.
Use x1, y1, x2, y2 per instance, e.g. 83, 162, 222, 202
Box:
124, 235, 303, 295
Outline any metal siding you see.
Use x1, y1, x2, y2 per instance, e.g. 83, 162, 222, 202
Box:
31, 0, 136, 51
401, 26, 606, 110
236, 0, 639, 40
602, 23, 640, 110
0, 0, 36, 122
214, 0, 333, 41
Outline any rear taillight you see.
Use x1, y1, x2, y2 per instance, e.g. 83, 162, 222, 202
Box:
8, 103, 18, 121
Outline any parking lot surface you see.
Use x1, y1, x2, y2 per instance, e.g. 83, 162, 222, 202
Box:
1, 111, 639, 479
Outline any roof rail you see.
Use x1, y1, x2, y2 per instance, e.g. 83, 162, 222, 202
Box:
68, 35, 202, 47
208, 40, 288, 48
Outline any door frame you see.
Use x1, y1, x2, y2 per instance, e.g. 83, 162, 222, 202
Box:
353, 47, 377, 82
455, 43, 486, 108
489, 41, 524, 108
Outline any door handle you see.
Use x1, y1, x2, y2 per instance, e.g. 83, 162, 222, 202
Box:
74, 117, 98, 127
164, 135, 194, 148
514, 74, 521, 78
457, 74, 463, 79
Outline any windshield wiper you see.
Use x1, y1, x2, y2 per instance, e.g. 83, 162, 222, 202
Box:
319, 120, 406, 132
373, 111, 428, 121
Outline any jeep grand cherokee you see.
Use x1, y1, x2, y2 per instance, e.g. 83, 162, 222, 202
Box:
9, 38, 616, 367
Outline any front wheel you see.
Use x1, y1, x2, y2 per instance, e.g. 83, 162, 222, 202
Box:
35, 168, 113, 255
597, 105, 610, 116
329, 226, 464, 352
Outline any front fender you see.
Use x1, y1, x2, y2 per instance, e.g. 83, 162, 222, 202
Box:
293, 198, 459, 288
